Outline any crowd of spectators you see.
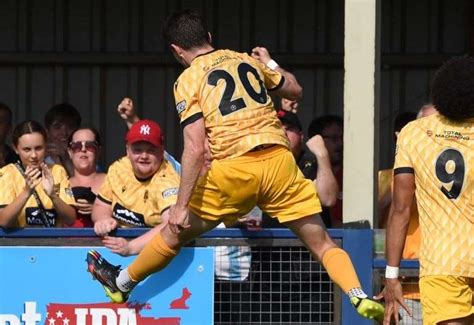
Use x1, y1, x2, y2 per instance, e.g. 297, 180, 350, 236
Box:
0, 70, 438, 324
0, 97, 355, 231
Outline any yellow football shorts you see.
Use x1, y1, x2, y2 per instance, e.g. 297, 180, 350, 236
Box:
420, 275, 474, 324
190, 145, 322, 224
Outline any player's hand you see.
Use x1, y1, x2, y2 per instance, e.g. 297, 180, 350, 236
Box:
23, 165, 42, 193
94, 218, 119, 236
102, 236, 131, 256
251, 46, 272, 65
306, 135, 329, 158
74, 199, 93, 215
168, 204, 191, 234
117, 97, 140, 125
374, 278, 411, 324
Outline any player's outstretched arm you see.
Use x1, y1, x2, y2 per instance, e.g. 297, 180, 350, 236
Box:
375, 172, 415, 323
251, 46, 302, 101
169, 118, 206, 234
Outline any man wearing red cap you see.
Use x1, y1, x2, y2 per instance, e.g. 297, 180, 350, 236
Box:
91, 119, 180, 256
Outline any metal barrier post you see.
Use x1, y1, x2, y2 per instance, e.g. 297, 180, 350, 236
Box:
342, 229, 373, 324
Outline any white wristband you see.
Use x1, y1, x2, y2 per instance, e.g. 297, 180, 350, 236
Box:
266, 59, 279, 70
385, 265, 399, 279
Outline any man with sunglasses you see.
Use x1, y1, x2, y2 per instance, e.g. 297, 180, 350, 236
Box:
91, 119, 180, 256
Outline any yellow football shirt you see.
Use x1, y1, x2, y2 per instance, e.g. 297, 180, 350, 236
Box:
98, 157, 180, 227
174, 49, 290, 160
0, 163, 75, 227
394, 114, 473, 277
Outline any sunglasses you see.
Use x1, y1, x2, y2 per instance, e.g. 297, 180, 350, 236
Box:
69, 141, 99, 153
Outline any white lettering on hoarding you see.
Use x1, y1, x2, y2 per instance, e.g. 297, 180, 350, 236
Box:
0, 302, 139, 325
0, 302, 41, 325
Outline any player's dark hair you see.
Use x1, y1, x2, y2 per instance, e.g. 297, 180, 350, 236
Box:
431, 56, 474, 121
12, 120, 47, 146
44, 103, 82, 130
394, 112, 417, 133
162, 9, 210, 50
68, 126, 102, 147
0, 102, 12, 124
307, 115, 343, 138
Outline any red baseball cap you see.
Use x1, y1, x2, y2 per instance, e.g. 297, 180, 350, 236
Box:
126, 119, 164, 147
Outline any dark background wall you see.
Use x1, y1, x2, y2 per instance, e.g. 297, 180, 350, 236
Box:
0, 0, 470, 168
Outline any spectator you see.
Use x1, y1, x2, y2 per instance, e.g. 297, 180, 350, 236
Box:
92, 119, 180, 255
264, 109, 338, 228
44, 103, 82, 176
117, 97, 181, 174
67, 127, 106, 228
0, 120, 76, 228
213, 209, 258, 324
0, 103, 18, 167
308, 115, 344, 227
378, 56, 474, 324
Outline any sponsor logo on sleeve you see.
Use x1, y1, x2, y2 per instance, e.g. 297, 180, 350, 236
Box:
162, 188, 178, 199
176, 100, 186, 114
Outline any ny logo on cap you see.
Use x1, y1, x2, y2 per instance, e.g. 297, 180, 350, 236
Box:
140, 124, 151, 135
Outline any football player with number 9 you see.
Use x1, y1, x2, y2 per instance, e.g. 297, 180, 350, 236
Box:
378, 56, 474, 324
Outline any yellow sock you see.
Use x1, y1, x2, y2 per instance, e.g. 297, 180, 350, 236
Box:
128, 234, 178, 282
321, 247, 361, 294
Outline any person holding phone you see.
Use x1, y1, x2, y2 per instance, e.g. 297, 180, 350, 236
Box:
0, 120, 76, 228
67, 127, 106, 227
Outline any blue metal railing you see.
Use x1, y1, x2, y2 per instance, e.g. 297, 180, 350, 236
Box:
0, 228, 418, 324
0, 227, 343, 238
